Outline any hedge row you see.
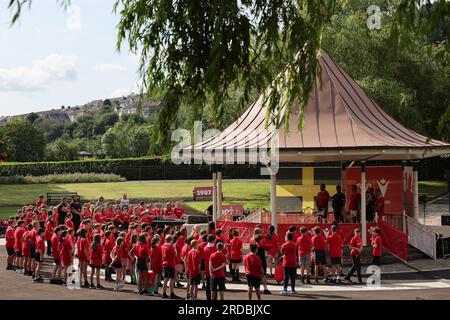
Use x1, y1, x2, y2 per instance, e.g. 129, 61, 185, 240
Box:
0, 158, 264, 180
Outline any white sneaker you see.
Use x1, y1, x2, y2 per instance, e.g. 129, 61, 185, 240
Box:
291, 290, 297, 295
281, 289, 288, 295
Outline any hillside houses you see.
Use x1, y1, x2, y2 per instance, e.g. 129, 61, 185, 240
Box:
0, 94, 162, 127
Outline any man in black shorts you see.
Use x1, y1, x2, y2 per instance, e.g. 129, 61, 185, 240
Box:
209, 242, 227, 300
253, 234, 271, 294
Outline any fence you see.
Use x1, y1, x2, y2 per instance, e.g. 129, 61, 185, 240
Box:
405, 214, 438, 260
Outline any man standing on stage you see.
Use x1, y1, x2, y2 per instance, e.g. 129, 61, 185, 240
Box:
332, 185, 345, 223
316, 184, 330, 223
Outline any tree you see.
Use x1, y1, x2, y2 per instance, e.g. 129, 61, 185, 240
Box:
25, 112, 40, 124
44, 138, 80, 161
7, 0, 450, 139
101, 122, 151, 158
34, 118, 65, 143
93, 112, 119, 135
0, 119, 45, 162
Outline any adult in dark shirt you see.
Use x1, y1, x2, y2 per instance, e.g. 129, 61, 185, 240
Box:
70, 195, 82, 232
57, 198, 70, 225
366, 187, 376, 223
332, 185, 346, 223
205, 204, 213, 222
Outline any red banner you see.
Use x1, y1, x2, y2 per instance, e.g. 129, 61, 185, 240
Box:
193, 186, 213, 198
221, 204, 244, 217
216, 221, 270, 243
278, 223, 376, 246
345, 166, 403, 215
377, 220, 408, 261
216, 221, 376, 246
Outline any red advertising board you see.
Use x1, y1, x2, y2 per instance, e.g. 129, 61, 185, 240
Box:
345, 166, 403, 215
193, 186, 213, 198
221, 204, 244, 217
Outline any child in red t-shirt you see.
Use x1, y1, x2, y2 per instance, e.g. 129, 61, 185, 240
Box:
44, 215, 55, 256
312, 226, 330, 283
229, 229, 243, 282
5, 219, 15, 270
77, 228, 90, 288
265, 225, 279, 277
111, 237, 125, 291
244, 243, 263, 300
187, 239, 202, 300
33, 228, 46, 282
59, 230, 73, 284
281, 232, 297, 295
129, 233, 151, 295
102, 230, 114, 282
50, 226, 63, 284
13, 220, 25, 272
150, 235, 163, 295
209, 242, 228, 300
89, 234, 104, 289
161, 234, 180, 299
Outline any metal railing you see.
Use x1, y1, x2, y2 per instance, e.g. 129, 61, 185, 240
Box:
405, 213, 439, 260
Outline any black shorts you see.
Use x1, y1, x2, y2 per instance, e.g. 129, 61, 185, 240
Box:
30, 245, 36, 259
35, 253, 43, 263
190, 275, 201, 285
54, 259, 61, 265
200, 260, 205, 271
6, 248, 15, 256
246, 275, 261, 288
372, 256, 381, 266
112, 260, 122, 269
314, 250, 327, 265
164, 267, 175, 279
15, 251, 22, 257
230, 258, 242, 264
90, 264, 102, 270
212, 277, 226, 291
136, 258, 148, 271
330, 257, 342, 266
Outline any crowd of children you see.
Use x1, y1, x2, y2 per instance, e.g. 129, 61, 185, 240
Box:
3, 194, 383, 300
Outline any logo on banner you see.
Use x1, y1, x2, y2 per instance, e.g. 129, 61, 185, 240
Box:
377, 178, 390, 196
323, 228, 330, 238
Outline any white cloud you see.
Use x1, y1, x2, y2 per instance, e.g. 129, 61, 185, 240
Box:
66, 5, 82, 31
93, 64, 128, 73
0, 54, 78, 92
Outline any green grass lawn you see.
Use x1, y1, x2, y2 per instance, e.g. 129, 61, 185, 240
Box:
0, 180, 446, 218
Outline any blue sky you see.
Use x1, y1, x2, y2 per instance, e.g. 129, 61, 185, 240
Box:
0, 0, 140, 116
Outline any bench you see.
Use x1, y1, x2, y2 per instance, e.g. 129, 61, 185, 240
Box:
46, 192, 79, 206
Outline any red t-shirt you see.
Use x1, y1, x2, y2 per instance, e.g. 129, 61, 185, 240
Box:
161, 243, 176, 268
375, 196, 385, 217
150, 245, 163, 273
181, 244, 192, 262
173, 207, 185, 219
297, 233, 312, 257
244, 253, 262, 277
266, 233, 279, 255
77, 238, 89, 261
102, 238, 114, 263
60, 238, 73, 266
230, 237, 243, 260
65, 219, 74, 231
312, 234, 326, 251
372, 236, 382, 257
203, 245, 217, 277
209, 251, 227, 278
90, 244, 104, 266
45, 221, 54, 241
187, 249, 202, 277
36, 235, 45, 254
349, 236, 362, 256
14, 227, 25, 252
281, 241, 297, 268
28, 229, 37, 245
349, 193, 361, 211
5, 226, 15, 248
327, 232, 343, 258
51, 234, 60, 259
317, 190, 330, 209
130, 243, 150, 259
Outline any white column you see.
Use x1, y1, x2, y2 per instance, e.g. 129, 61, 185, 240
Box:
413, 168, 419, 221
270, 173, 277, 230
212, 171, 217, 222
217, 171, 223, 221
361, 165, 367, 246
